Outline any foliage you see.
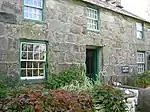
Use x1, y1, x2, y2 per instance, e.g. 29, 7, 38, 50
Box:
61, 73, 102, 92
135, 70, 150, 88
48, 89, 93, 112
0, 80, 7, 98
92, 85, 127, 112
45, 65, 85, 89
127, 70, 150, 88
0, 75, 24, 98
0, 89, 93, 112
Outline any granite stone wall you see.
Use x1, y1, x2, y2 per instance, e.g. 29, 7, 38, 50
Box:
0, 0, 150, 83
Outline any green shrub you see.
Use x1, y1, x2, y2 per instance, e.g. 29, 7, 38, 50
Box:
0, 80, 7, 98
61, 73, 102, 92
135, 70, 150, 88
45, 65, 85, 89
92, 85, 127, 112
127, 70, 150, 88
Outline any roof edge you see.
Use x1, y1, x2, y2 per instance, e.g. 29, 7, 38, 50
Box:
82, 0, 150, 23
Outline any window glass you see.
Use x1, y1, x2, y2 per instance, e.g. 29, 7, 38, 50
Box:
24, 0, 43, 21
87, 7, 99, 30
137, 52, 145, 73
20, 42, 46, 80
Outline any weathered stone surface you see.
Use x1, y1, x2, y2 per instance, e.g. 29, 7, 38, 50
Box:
138, 88, 150, 112
0, 22, 6, 36
70, 24, 83, 34
0, 12, 17, 24
0, 0, 150, 83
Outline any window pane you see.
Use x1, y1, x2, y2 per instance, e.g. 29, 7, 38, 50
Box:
137, 31, 142, 39
39, 62, 44, 68
27, 69, 32, 77
24, 6, 42, 21
21, 62, 26, 68
34, 52, 40, 60
22, 43, 27, 51
27, 44, 33, 51
40, 52, 45, 60
33, 62, 38, 68
33, 69, 38, 76
21, 70, 26, 77
136, 22, 142, 31
24, 0, 33, 5
22, 52, 27, 59
34, 0, 42, 8
28, 52, 33, 60
34, 44, 40, 51
138, 64, 145, 73
39, 69, 44, 76
27, 62, 32, 68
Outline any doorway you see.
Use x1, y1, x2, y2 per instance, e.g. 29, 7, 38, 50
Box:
86, 48, 99, 81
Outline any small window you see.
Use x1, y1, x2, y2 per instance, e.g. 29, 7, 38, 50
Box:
20, 41, 47, 80
136, 22, 144, 39
86, 7, 99, 31
137, 52, 145, 73
24, 0, 43, 21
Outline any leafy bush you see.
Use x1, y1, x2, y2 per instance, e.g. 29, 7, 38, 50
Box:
127, 70, 150, 88
61, 73, 102, 92
92, 85, 127, 112
0, 89, 93, 112
45, 65, 85, 89
48, 89, 93, 112
135, 70, 150, 88
0, 80, 7, 98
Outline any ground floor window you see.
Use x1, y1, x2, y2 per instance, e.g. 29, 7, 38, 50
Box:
20, 41, 47, 80
137, 52, 145, 73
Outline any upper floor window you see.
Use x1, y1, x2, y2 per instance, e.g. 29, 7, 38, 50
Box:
20, 41, 47, 80
86, 7, 99, 31
24, 0, 43, 21
137, 52, 145, 73
136, 22, 144, 39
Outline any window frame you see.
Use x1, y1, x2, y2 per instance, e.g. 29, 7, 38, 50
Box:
86, 6, 100, 32
136, 22, 144, 39
137, 51, 145, 73
23, 0, 44, 22
19, 40, 48, 80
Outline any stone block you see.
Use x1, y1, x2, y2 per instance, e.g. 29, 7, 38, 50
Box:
52, 51, 65, 63
0, 12, 17, 24
0, 63, 7, 75
52, 43, 66, 52
73, 16, 86, 26
49, 20, 70, 32
0, 22, 6, 36
65, 33, 78, 43
7, 48, 18, 62
70, 24, 83, 34
0, 37, 8, 50
80, 45, 86, 52
7, 63, 18, 76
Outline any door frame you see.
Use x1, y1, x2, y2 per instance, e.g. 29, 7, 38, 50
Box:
86, 47, 99, 81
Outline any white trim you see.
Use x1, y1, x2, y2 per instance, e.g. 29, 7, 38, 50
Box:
86, 7, 99, 31
20, 42, 46, 80
21, 76, 45, 80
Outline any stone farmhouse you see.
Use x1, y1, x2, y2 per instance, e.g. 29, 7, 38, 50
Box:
0, 0, 150, 83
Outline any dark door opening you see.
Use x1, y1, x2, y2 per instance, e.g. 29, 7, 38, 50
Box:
86, 48, 99, 81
